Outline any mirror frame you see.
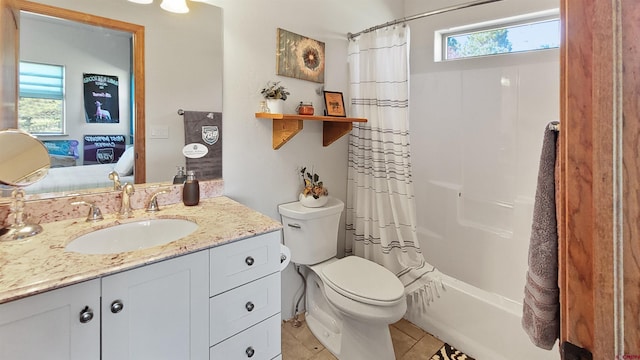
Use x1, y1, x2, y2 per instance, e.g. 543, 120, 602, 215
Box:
17, 0, 145, 183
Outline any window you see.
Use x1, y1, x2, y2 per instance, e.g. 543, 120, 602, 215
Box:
19, 61, 65, 135
436, 10, 560, 61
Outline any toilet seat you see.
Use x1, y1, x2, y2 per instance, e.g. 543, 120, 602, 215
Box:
321, 256, 405, 306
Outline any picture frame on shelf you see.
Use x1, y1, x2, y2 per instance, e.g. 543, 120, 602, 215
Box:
323, 91, 346, 117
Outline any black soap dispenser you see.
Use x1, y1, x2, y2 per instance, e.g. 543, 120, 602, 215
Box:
182, 170, 200, 206
173, 166, 187, 184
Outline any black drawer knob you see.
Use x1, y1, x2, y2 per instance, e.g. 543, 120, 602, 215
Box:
245, 301, 255, 312
245, 346, 255, 357
245, 256, 255, 266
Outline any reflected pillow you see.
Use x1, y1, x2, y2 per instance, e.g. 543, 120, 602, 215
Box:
114, 147, 134, 176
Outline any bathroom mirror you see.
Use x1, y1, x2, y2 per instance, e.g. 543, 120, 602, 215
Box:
0, 129, 50, 187
1, 0, 223, 200
16, 0, 146, 191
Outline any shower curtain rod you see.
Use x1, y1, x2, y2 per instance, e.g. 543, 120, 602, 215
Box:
347, 0, 504, 40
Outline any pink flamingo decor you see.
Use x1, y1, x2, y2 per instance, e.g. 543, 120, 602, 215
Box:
95, 101, 112, 121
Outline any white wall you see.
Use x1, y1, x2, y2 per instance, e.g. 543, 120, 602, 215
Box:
21, 15, 131, 164
405, 0, 559, 358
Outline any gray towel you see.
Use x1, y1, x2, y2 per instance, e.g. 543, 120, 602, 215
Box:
522, 121, 559, 350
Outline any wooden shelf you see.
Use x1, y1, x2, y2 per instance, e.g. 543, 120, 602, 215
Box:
256, 113, 367, 149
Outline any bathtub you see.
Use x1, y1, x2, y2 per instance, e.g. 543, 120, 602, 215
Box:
404, 270, 558, 360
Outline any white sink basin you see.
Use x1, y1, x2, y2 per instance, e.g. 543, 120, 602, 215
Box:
65, 218, 198, 254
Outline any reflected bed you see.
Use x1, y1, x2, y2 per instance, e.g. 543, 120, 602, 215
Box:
22, 164, 133, 195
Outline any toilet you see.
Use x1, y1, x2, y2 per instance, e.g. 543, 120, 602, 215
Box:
279, 197, 407, 360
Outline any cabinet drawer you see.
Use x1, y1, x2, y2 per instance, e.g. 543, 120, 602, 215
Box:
209, 314, 281, 360
210, 272, 281, 345
210, 231, 280, 296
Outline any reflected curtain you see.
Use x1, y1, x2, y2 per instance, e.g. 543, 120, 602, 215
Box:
346, 26, 440, 306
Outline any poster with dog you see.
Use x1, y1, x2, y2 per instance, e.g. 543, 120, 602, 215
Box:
83, 73, 119, 123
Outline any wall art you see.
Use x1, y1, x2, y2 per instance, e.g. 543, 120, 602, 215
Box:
83, 134, 126, 165
276, 28, 325, 83
83, 73, 120, 123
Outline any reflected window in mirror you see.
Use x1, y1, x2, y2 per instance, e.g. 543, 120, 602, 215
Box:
18, 61, 65, 135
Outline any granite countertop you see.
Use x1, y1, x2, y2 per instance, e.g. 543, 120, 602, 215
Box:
0, 196, 282, 304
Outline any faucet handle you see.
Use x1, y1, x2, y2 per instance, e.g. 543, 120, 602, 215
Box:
71, 201, 104, 222
108, 171, 122, 190
146, 188, 171, 212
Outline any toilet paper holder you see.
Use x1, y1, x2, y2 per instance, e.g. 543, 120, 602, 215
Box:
279, 243, 291, 271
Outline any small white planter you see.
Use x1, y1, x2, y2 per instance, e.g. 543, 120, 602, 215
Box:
299, 193, 328, 208
266, 99, 285, 114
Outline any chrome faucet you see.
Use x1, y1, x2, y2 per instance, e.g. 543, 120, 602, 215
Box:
146, 188, 171, 212
71, 200, 104, 222
119, 183, 135, 219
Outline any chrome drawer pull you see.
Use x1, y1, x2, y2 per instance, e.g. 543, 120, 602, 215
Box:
287, 223, 301, 229
79, 306, 94, 323
110, 300, 124, 314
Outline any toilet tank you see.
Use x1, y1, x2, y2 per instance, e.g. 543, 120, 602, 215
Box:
278, 197, 344, 265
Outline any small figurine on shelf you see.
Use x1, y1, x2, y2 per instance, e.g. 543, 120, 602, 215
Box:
259, 100, 271, 113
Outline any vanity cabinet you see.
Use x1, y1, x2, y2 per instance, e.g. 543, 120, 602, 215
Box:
102, 250, 209, 360
209, 231, 282, 359
0, 251, 207, 360
0, 278, 101, 360
0, 231, 282, 360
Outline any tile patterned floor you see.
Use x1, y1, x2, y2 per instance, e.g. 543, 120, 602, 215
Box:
281, 316, 445, 360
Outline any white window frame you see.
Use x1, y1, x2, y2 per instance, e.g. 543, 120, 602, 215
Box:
18, 61, 66, 136
434, 8, 560, 62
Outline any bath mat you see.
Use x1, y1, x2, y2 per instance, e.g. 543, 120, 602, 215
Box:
429, 343, 475, 360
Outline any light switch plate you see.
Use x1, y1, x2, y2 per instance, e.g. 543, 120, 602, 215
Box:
150, 125, 169, 139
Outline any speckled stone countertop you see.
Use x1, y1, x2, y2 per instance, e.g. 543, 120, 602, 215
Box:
0, 196, 282, 304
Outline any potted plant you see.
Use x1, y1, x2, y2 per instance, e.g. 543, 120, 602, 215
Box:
299, 166, 329, 207
261, 81, 290, 114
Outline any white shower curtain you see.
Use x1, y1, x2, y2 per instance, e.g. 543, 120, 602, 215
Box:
346, 26, 440, 305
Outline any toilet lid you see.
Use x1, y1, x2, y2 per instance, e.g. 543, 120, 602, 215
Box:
321, 256, 405, 305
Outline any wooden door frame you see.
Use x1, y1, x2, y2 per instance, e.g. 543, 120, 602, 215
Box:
560, 0, 639, 357
0, 0, 18, 130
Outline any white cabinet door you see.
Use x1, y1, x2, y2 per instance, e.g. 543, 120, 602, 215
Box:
0, 279, 101, 360
101, 250, 209, 360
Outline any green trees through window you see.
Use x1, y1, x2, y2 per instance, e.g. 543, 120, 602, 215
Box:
444, 18, 559, 60
19, 97, 63, 134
